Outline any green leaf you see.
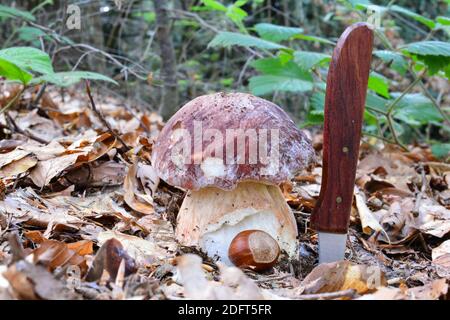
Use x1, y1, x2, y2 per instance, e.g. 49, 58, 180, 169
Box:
0, 47, 53, 75
200, 0, 227, 11
35, 71, 118, 87
293, 51, 331, 70
305, 90, 381, 127
390, 5, 435, 29
349, 0, 372, 7
0, 4, 35, 21
248, 60, 313, 96
373, 50, 408, 75
404, 41, 450, 57
249, 75, 312, 95
366, 92, 388, 113
436, 16, 450, 26
392, 93, 443, 126
304, 91, 325, 126
208, 32, 285, 50
234, 0, 247, 7
254, 23, 303, 42
403, 41, 450, 76
0, 57, 33, 84
291, 34, 335, 45
431, 143, 450, 158
250, 57, 314, 78
368, 72, 390, 98
17, 26, 47, 42
278, 50, 293, 64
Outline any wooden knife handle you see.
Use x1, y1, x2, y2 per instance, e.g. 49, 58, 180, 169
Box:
311, 23, 374, 234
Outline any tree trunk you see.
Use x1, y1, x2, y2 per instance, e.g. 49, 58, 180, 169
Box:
153, 0, 178, 120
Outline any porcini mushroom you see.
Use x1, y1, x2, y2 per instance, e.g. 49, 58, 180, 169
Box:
152, 92, 314, 265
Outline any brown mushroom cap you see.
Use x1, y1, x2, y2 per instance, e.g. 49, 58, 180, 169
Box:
152, 92, 314, 190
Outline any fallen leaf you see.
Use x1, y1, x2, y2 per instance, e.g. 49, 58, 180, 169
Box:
29, 153, 79, 188
432, 240, 450, 277
24, 230, 46, 244
90, 161, 127, 186
136, 162, 159, 199
0, 155, 38, 178
3, 260, 81, 300
0, 188, 87, 236
32, 239, 92, 274
298, 261, 387, 296
175, 254, 264, 300
85, 238, 137, 282
0, 148, 30, 168
97, 230, 172, 264
361, 279, 449, 300
124, 159, 155, 215
354, 188, 388, 237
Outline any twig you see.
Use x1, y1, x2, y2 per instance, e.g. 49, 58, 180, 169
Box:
5, 112, 49, 144
7, 232, 26, 263
386, 71, 425, 114
0, 86, 26, 114
26, 83, 48, 109
54, 43, 148, 80
170, 9, 264, 59
417, 79, 450, 126
297, 289, 357, 300
412, 163, 427, 217
85, 81, 130, 151
363, 130, 406, 150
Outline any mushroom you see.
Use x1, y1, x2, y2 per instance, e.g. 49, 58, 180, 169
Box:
152, 92, 314, 265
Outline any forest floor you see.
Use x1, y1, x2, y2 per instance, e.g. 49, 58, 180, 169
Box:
0, 83, 449, 300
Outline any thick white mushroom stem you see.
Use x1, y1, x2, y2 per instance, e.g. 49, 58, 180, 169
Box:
176, 181, 298, 265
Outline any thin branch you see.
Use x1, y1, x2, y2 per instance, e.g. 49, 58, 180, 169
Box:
0, 86, 26, 114
386, 114, 408, 151
386, 71, 425, 114
85, 81, 130, 151
5, 112, 49, 144
297, 289, 357, 300
363, 131, 400, 145
417, 79, 450, 126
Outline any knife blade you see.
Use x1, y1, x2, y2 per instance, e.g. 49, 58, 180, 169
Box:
311, 23, 374, 264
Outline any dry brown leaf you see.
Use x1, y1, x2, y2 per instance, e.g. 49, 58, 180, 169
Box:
0, 188, 86, 236
360, 279, 448, 300
97, 230, 172, 264
76, 133, 116, 163
3, 260, 80, 300
15, 109, 63, 141
357, 152, 416, 193
136, 162, 159, 199
0, 148, 30, 168
20, 140, 66, 160
432, 240, 450, 277
24, 230, 46, 244
0, 139, 23, 153
175, 254, 264, 300
379, 199, 416, 242
32, 239, 92, 274
354, 187, 387, 237
124, 159, 155, 215
85, 238, 137, 282
90, 161, 127, 186
416, 198, 450, 238
29, 153, 79, 187
0, 155, 38, 178
298, 261, 387, 296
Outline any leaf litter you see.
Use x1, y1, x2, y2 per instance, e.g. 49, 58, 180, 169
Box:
0, 84, 448, 300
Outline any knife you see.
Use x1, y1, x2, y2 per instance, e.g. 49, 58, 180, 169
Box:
311, 23, 374, 264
